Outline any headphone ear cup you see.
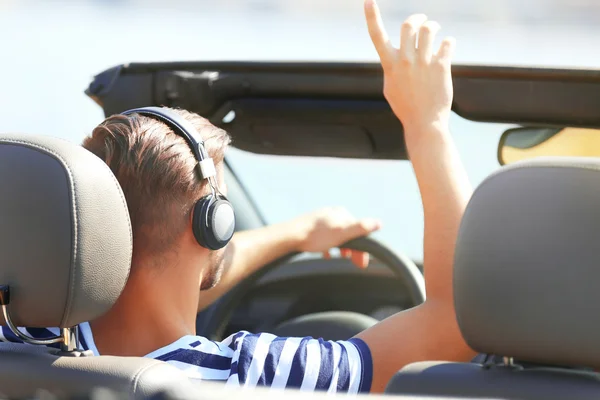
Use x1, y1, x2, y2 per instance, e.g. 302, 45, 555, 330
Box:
192, 195, 235, 250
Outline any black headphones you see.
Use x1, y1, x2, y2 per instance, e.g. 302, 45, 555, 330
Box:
121, 106, 235, 250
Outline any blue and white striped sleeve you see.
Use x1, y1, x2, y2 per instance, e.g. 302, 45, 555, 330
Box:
224, 332, 373, 393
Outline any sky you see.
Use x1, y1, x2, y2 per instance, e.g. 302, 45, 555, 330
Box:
0, 0, 598, 261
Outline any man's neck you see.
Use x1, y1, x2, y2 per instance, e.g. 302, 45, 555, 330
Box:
90, 264, 200, 357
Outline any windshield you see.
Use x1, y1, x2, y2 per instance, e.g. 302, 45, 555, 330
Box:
227, 115, 510, 262
1, 0, 598, 262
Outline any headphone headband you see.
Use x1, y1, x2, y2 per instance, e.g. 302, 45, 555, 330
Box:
120, 106, 235, 250
121, 107, 216, 179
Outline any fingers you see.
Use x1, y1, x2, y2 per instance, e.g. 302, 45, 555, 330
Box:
327, 207, 381, 239
434, 36, 456, 65
399, 14, 427, 61
391, 13, 450, 65
340, 248, 353, 259
340, 217, 380, 269
352, 251, 370, 269
417, 21, 441, 64
340, 249, 370, 269
365, 0, 455, 77
364, 0, 394, 66
347, 218, 382, 239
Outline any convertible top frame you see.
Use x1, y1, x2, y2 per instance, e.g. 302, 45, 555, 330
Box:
86, 62, 600, 160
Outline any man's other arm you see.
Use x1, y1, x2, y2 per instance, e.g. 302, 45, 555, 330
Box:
355, 1, 477, 393
197, 208, 381, 312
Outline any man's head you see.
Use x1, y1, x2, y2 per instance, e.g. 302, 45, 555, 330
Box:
83, 107, 231, 289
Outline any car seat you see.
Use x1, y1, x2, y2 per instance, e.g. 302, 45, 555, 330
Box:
0, 133, 197, 399
386, 158, 600, 400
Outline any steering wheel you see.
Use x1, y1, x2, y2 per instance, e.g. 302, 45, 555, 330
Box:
196, 236, 425, 340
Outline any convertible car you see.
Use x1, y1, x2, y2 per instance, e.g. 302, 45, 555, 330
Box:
0, 61, 600, 399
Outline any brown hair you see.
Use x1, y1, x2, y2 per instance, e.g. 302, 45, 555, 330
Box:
83, 108, 231, 263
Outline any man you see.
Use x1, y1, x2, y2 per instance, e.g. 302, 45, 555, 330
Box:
2, 0, 476, 393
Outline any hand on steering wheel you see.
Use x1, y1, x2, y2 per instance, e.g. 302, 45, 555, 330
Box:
290, 207, 382, 269
197, 236, 425, 340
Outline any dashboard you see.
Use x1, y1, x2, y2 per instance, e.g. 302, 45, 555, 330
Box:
224, 256, 419, 337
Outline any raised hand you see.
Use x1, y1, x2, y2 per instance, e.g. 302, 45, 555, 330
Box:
365, 0, 455, 136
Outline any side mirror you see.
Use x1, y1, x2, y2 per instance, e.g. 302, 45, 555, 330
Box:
498, 126, 600, 166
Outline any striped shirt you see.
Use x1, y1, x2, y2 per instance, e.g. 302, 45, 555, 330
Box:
0, 323, 373, 393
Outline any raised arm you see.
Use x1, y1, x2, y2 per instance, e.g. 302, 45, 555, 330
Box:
355, 0, 476, 392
